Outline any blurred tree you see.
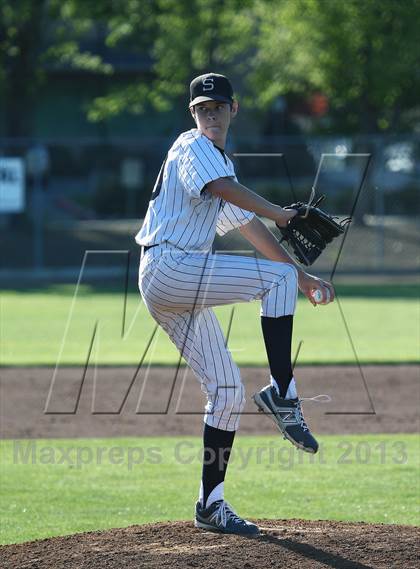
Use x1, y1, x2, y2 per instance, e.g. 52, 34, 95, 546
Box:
245, 0, 420, 223
87, 0, 255, 120
0, 0, 45, 136
249, 0, 420, 133
87, 0, 420, 135
2, 0, 419, 136
0, 0, 111, 137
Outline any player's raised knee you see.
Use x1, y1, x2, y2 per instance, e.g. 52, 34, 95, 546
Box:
275, 261, 298, 284
287, 263, 298, 283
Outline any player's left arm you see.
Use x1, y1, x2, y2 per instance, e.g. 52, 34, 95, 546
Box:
238, 216, 335, 306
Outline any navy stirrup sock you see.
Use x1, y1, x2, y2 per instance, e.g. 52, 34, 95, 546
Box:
261, 314, 294, 398
201, 423, 235, 508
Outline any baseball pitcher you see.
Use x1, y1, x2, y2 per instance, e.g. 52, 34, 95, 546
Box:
136, 73, 336, 536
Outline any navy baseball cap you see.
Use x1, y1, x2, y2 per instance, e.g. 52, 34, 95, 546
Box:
189, 73, 234, 107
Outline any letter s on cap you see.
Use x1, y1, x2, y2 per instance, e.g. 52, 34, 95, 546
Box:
202, 77, 214, 92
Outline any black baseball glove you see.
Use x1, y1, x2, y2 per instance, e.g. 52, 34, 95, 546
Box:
276, 194, 350, 266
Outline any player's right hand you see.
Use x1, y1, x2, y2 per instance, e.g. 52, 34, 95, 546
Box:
298, 271, 335, 306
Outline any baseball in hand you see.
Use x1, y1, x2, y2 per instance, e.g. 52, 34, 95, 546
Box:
311, 287, 331, 305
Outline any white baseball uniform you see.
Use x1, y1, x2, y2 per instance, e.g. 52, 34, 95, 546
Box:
136, 128, 298, 431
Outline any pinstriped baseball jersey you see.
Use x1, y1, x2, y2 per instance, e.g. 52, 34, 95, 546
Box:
137, 127, 299, 431
135, 129, 255, 251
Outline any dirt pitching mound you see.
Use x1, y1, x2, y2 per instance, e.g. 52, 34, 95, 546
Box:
1, 519, 418, 569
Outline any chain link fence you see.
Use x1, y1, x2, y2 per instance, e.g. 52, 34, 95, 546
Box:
0, 134, 418, 277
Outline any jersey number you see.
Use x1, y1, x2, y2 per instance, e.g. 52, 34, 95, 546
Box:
150, 157, 167, 201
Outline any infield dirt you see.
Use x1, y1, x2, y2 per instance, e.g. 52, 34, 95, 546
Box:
1, 365, 418, 438
1, 519, 419, 568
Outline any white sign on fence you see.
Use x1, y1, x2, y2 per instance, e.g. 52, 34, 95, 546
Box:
0, 158, 25, 213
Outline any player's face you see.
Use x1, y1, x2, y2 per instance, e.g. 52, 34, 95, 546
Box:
191, 100, 238, 148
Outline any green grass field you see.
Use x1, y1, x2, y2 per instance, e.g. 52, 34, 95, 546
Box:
1, 284, 418, 545
1, 284, 418, 365
1, 434, 418, 545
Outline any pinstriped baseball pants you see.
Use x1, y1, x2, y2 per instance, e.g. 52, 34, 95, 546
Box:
138, 246, 298, 431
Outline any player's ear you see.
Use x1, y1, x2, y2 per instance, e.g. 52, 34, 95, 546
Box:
230, 100, 239, 118
190, 105, 197, 123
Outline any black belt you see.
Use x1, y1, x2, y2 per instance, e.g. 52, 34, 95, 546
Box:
143, 244, 159, 253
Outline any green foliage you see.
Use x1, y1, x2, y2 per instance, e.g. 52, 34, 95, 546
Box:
88, 0, 256, 120
1, 0, 419, 132
85, 0, 420, 131
0, 0, 113, 135
44, 42, 113, 74
249, 0, 420, 131
87, 84, 149, 121
0, 0, 46, 90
